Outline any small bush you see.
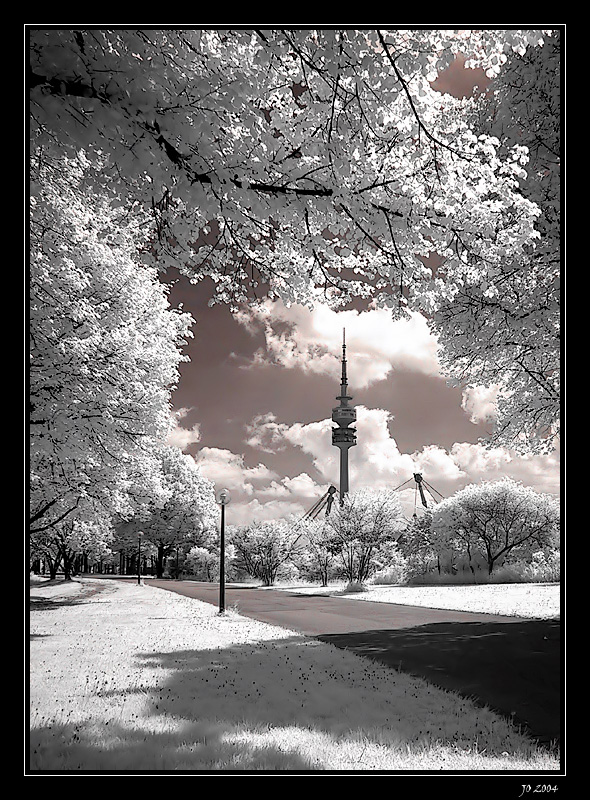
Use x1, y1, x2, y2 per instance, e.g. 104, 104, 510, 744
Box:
406, 548, 560, 586
276, 560, 301, 583
371, 565, 408, 586
341, 581, 368, 594
491, 550, 560, 583
407, 571, 484, 586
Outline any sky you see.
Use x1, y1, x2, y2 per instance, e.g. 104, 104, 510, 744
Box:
164, 273, 560, 526
163, 55, 561, 527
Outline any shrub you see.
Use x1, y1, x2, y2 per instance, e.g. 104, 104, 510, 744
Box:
341, 581, 368, 594
492, 550, 560, 583
408, 571, 483, 586
371, 554, 408, 586
405, 548, 560, 586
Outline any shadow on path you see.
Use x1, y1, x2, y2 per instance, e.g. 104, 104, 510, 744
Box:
317, 618, 560, 749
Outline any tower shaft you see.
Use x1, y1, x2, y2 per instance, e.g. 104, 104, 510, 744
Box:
339, 444, 351, 497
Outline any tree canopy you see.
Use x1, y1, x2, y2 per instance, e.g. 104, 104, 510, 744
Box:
324, 488, 405, 584
430, 35, 560, 451
431, 478, 560, 575
29, 153, 194, 533
29, 27, 560, 494
128, 445, 218, 577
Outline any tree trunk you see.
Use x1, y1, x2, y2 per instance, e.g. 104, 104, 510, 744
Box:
156, 543, 165, 579
466, 542, 476, 579
43, 549, 62, 580
62, 547, 75, 580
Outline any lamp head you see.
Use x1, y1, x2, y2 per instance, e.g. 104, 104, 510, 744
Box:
216, 488, 231, 506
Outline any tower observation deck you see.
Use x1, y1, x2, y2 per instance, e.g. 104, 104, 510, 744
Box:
332, 329, 356, 502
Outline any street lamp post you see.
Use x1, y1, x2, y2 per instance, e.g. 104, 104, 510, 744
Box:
215, 488, 231, 613
137, 531, 142, 585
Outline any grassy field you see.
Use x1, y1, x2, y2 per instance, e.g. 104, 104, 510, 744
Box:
29, 576, 561, 773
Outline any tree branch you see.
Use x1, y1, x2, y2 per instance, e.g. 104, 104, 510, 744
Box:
376, 31, 468, 161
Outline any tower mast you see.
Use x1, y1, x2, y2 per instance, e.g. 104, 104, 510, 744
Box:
332, 328, 357, 502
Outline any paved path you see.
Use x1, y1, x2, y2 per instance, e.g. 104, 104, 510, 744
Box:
149, 580, 560, 749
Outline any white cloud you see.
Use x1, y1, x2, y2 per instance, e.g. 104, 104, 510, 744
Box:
243, 406, 444, 519
461, 384, 500, 425
191, 402, 559, 526
193, 447, 279, 498
245, 412, 289, 453
232, 497, 309, 525
235, 297, 442, 388
248, 406, 430, 492
191, 445, 331, 525
282, 472, 324, 498
412, 444, 467, 486
450, 441, 561, 497
239, 405, 560, 522
166, 407, 202, 451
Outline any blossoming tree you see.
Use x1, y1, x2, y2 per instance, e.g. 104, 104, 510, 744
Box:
431, 478, 560, 575
29, 154, 194, 534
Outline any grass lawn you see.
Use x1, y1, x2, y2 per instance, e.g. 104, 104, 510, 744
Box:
29, 576, 561, 773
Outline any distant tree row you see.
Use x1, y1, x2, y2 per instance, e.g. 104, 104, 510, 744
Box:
31, 477, 559, 585
78, 479, 555, 588
29, 442, 218, 580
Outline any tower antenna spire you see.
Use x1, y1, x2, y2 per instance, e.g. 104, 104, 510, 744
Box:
341, 328, 348, 388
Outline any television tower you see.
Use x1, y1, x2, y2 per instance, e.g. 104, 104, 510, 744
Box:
332, 329, 357, 502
